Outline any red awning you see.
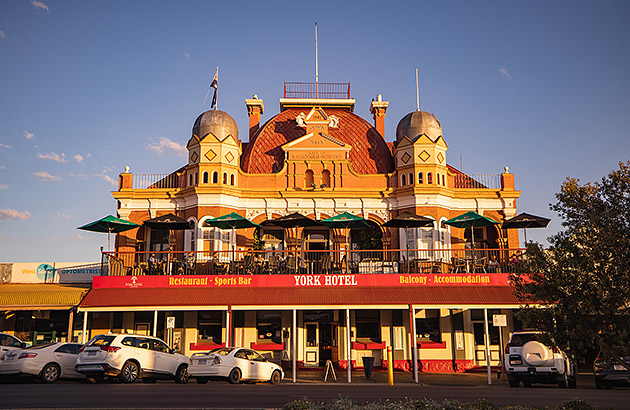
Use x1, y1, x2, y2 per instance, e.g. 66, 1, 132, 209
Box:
79, 286, 520, 309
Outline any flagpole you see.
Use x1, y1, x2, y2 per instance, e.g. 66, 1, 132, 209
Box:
215, 66, 219, 110
416, 68, 420, 111
315, 22, 319, 98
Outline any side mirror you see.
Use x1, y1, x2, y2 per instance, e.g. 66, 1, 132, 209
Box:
21, 343, 28, 349
169, 348, 175, 354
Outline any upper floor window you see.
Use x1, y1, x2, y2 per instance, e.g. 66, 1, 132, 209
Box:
418, 172, 423, 184
322, 170, 331, 187
230, 174, 235, 186
202, 171, 208, 184
305, 169, 314, 188
212, 171, 218, 184
223, 172, 228, 184
194, 172, 198, 185
408, 173, 414, 185
427, 172, 433, 184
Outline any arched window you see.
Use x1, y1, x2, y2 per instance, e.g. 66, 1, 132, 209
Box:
202, 171, 208, 184
401, 174, 406, 186
230, 174, 235, 186
442, 174, 446, 186
194, 172, 198, 185
188, 174, 192, 186
408, 173, 414, 185
322, 170, 330, 187
305, 169, 314, 188
427, 172, 433, 184
418, 172, 423, 184
223, 172, 227, 184
212, 171, 218, 184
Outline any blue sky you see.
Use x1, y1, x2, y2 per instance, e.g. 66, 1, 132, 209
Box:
0, 0, 628, 262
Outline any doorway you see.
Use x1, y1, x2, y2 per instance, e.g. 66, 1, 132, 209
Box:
303, 310, 337, 367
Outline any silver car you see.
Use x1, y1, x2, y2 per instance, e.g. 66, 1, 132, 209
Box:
189, 347, 283, 384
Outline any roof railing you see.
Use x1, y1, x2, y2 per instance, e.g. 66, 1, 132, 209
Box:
284, 82, 350, 99
454, 174, 501, 189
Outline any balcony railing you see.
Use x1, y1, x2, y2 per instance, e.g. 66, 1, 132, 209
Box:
132, 173, 180, 189
284, 82, 351, 99
101, 247, 526, 277
453, 174, 501, 189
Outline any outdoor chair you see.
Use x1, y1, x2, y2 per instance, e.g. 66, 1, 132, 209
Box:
451, 257, 466, 273
320, 253, 332, 274
267, 255, 279, 274
474, 257, 487, 273
431, 258, 443, 273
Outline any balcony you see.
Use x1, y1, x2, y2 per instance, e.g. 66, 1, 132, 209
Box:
101, 247, 526, 277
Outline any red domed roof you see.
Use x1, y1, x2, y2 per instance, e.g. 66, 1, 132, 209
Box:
241, 108, 394, 174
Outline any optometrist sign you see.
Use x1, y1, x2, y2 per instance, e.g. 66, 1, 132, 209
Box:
11, 262, 101, 284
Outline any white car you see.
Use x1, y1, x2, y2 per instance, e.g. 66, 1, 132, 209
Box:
0, 333, 28, 380
75, 333, 189, 384
188, 347, 284, 384
0, 342, 84, 383
505, 331, 577, 388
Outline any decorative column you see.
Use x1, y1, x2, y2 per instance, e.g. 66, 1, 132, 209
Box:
369, 95, 389, 138
245, 96, 264, 141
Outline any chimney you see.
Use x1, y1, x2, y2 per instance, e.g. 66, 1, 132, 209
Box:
245, 95, 264, 141
369, 94, 389, 138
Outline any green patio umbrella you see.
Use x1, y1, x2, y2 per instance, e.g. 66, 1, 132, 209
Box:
203, 212, 260, 261
321, 212, 369, 273
78, 215, 140, 251
444, 211, 499, 250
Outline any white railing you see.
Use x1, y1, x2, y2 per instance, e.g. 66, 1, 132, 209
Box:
454, 174, 501, 189
132, 173, 180, 189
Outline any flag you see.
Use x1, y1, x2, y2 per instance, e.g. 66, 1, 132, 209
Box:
210, 68, 218, 109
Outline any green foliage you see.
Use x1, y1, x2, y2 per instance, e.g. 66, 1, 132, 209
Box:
511, 161, 630, 363
282, 397, 596, 410
355, 222, 383, 250
252, 227, 264, 250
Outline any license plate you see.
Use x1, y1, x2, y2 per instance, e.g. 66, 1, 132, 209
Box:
614, 364, 627, 371
198, 359, 206, 365
87, 351, 97, 356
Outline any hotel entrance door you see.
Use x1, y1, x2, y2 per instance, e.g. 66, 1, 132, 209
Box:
303, 311, 337, 367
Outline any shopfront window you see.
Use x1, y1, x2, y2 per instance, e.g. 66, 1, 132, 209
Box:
355, 310, 380, 342
416, 309, 441, 343
198, 311, 223, 344
257, 311, 282, 344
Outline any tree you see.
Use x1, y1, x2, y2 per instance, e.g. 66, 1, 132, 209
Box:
511, 161, 630, 365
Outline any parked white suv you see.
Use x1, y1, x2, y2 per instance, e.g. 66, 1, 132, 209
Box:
505, 331, 576, 388
75, 334, 189, 383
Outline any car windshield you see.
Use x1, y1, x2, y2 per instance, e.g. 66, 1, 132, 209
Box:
210, 347, 234, 356
509, 333, 540, 346
87, 335, 115, 347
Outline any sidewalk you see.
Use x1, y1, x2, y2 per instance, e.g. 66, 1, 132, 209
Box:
291, 368, 493, 385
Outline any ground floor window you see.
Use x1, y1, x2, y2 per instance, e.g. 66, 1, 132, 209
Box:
416, 309, 441, 343
355, 309, 380, 342
471, 309, 500, 345
257, 311, 282, 344
198, 311, 222, 344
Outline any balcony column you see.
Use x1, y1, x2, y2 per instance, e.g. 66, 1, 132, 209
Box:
81, 311, 88, 344
410, 305, 418, 383
67, 310, 74, 343
153, 310, 158, 337
225, 307, 231, 347
292, 308, 297, 383
346, 308, 351, 383
119, 166, 133, 189
484, 308, 492, 385
500, 166, 515, 190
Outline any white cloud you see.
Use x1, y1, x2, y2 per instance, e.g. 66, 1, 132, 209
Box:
69, 173, 88, 180
184, 52, 191, 60
0, 209, 32, 220
146, 137, 186, 157
72, 234, 83, 241
73, 154, 84, 163
0, 30, 6, 39
30, 0, 50, 13
0, 143, 10, 150
0, 165, 5, 170
37, 152, 66, 162
498, 66, 512, 80
56, 212, 70, 220
0, 184, 7, 190
24, 131, 35, 140
33, 171, 61, 182
95, 168, 117, 186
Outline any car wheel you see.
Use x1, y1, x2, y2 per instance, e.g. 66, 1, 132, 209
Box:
228, 368, 241, 384
120, 361, 139, 384
196, 377, 208, 384
142, 378, 157, 384
40, 363, 60, 383
270, 370, 281, 385
174, 365, 189, 384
